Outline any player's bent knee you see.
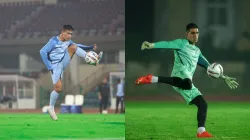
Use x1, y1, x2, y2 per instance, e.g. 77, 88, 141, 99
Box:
54, 87, 62, 93
54, 85, 62, 93
54, 80, 62, 92
68, 44, 77, 53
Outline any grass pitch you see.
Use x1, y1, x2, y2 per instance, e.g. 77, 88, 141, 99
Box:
0, 113, 125, 140
126, 101, 250, 140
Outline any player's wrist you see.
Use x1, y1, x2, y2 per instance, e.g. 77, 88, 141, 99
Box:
219, 74, 227, 80
151, 43, 155, 48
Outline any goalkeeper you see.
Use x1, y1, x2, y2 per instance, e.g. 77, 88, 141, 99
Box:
135, 23, 239, 138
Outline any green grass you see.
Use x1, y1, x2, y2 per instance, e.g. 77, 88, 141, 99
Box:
0, 114, 125, 140
126, 101, 250, 140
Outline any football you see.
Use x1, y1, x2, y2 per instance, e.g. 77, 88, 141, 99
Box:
102, 110, 108, 115
207, 62, 223, 78
42, 105, 49, 114
85, 51, 98, 64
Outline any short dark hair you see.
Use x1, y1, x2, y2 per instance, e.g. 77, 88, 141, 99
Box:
62, 24, 74, 31
186, 23, 198, 31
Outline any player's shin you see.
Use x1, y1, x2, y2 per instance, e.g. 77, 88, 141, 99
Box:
75, 47, 87, 58
49, 90, 59, 110
158, 76, 175, 84
158, 76, 192, 90
190, 95, 208, 134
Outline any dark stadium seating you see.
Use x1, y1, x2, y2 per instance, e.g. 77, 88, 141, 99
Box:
0, 0, 124, 39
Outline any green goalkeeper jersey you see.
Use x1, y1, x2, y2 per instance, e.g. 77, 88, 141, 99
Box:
154, 39, 210, 79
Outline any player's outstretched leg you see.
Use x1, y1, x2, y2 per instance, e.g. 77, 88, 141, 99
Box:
190, 95, 213, 138
135, 74, 153, 85
135, 75, 192, 90
69, 44, 86, 59
68, 44, 103, 65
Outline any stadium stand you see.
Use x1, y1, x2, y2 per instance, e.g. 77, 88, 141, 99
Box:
0, 0, 124, 39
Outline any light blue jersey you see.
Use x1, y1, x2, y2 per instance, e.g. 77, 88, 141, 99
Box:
40, 36, 93, 70
40, 36, 93, 84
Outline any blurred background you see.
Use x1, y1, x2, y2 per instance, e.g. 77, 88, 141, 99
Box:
0, 0, 125, 113
126, 0, 249, 101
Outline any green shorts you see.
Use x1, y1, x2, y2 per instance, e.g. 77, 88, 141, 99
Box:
173, 84, 202, 105
171, 70, 202, 104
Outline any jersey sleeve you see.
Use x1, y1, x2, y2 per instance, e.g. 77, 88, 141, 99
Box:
70, 40, 94, 50
197, 52, 210, 69
39, 38, 56, 70
154, 39, 187, 49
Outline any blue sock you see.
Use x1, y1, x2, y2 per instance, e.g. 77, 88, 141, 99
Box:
75, 47, 87, 58
49, 90, 59, 110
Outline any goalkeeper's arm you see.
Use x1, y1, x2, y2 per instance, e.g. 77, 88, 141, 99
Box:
141, 39, 186, 50
197, 53, 239, 89
197, 53, 210, 70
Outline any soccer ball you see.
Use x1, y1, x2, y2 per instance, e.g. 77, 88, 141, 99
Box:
85, 51, 98, 64
42, 105, 49, 114
102, 110, 108, 115
207, 62, 223, 78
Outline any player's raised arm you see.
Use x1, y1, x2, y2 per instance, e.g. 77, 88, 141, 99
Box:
141, 39, 186, 50
39, 38, 56, 70
70, 40, 96, 51
197, 53, 210, 70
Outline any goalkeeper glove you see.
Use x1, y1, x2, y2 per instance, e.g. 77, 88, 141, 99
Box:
141, 41, 154, 50
220, 74, 239, 89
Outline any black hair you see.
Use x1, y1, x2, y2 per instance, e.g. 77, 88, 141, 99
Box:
62, 24, 74, 31
186, 23, 198, 31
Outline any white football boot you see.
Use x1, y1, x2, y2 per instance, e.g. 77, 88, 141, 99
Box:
47, 108, 58, 121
